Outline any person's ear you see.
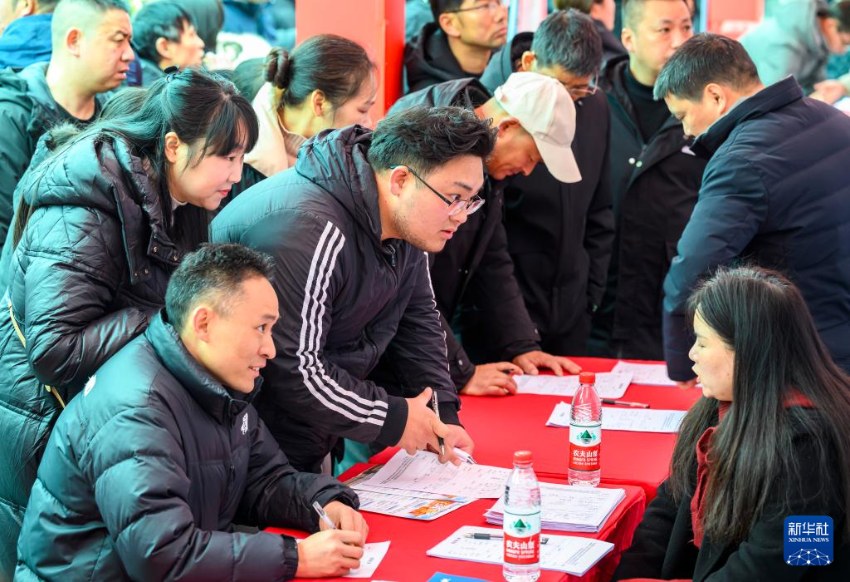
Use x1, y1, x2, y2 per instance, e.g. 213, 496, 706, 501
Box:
621, 26, 634, 53
704, 83, 726, 111
496, 117, 521, 137
66, 27, 83, 56
387, 165, 410, 198
155, 36, 172, 63
519, 50, 536, 73
438, 12, 461, 38
164, 131, 182, 164
191, 306, 214, 342
310, 89, 328, 118
17, 0, 37, 17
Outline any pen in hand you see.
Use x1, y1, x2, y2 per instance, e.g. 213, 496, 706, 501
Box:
601, 398, 650, 409
312, 501, 336, 530
431, 390, 446, 457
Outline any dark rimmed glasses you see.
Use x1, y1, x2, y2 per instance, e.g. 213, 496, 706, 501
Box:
448, 0, 508, 15
392, 165, 485, 216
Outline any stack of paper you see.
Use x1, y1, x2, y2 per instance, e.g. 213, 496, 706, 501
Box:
483, 483, 625, 532
515, 372, 632, 398
426, 525, 614, 577
546, 402, 687, 433
610, 361, 677, 386
360, 450, 511, 499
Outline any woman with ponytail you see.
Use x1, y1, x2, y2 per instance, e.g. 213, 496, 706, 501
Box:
614, 266, 850, 581
232, 34, 376, 197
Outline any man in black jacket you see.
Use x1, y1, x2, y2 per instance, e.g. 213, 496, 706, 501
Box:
404, 0, 508, 93
130, 1, 205, 87
212, 107, 495, 472
588, 0, 706, 360
16, 244, 368, 580
0, 0, 133, 254
657, 34, 850, 382
389, 72, 583, 397
475, 9, 615, 359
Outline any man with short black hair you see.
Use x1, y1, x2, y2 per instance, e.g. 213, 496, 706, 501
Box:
588, 0, 706, 361
556, 0, 626, 64
405, 0, 508, 93
17, 243, 369, 580
656, 33, 850, 382
131, 1, 205, 86
0, 0, 59, 69
212, 106, 495, 473
0, 0, 133, 255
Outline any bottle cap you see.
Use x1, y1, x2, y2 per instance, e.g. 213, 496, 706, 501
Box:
513, 450, 533, 464
579, 371, 596, 384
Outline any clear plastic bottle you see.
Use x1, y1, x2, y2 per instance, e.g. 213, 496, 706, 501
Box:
503, 450, 541, 582
568, 371, 602, 486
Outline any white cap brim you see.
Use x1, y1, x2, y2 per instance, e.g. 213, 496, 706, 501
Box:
534, 132, 581, 184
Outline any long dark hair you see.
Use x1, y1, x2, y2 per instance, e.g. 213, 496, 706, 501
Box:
670, 266, 850, 543
14, 69, 258, 251
264, 34, 374, 111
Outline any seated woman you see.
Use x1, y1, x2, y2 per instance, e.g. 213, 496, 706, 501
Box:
613, 266, 850, 581
230, 33, 376, 198
0, 68, 258, 575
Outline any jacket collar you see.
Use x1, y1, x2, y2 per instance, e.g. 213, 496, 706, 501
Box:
146, 311, 259, 425
691, 77, 804, 158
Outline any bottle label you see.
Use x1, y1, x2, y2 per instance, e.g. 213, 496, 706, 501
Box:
503, 509, 541, 566
569, 422, 601, 471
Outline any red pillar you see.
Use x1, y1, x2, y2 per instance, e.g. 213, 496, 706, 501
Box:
296, 0, 404, 118
704, 0, 764, 38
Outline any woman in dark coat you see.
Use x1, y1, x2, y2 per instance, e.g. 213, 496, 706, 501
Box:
614, 266, 850, 582
0, 68, 258, 577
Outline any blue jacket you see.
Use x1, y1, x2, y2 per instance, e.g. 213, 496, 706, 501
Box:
16, 312, 358, 580
0, 14, 52, 71
663, 77, 850, 379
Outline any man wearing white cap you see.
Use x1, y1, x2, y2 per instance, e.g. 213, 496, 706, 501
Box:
380, 71, 582, 398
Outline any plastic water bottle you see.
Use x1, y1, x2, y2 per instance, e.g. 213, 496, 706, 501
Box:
568, 371, 602, 486
503, 450, 541, 582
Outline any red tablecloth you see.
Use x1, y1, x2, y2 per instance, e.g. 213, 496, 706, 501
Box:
271, 463, 646, 582
372, 358, 701, 501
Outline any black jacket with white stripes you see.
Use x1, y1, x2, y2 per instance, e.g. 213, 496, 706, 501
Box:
211, 125, 460, 472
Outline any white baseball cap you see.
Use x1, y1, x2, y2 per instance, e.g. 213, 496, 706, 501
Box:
494, 71, 581, 184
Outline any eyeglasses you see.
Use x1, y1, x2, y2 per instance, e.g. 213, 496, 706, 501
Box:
392, 165, 485, 216
564, 74, 599, 100
448, 0, 508, 15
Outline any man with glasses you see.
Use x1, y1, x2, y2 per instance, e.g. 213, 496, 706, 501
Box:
587, 0, 707, 361
474, 9, 616, 361
211, 106, 495, 474
405, 0, 508, 93
385, 71, 582, 399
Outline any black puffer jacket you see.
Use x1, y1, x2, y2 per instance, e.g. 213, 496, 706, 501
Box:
0, 133, 190, 578
404, 22, 482, 93
590, 55, 706, 359
211, 126, 459, 473
387, 79, 541, 387
16, 312, 358, 580
474, 33, 615, 355
0, 62, 106, 254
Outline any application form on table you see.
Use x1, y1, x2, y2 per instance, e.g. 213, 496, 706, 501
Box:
546, 402, 686, 433
610, 361, 677, 386
515, 372, 632, 398
361, 450, 511, 498
427, 526, 613, 576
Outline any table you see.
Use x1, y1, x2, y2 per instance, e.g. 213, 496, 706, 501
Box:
372, 357, 701, 501
273, 463, 646, 582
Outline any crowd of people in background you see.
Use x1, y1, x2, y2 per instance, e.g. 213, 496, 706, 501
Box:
0, 0, 849, 580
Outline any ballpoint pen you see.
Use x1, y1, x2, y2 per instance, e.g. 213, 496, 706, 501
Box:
431, 391, 446, 456
602, 398, 650, 409
312, 501, 337, 530
464, 533, 549, 544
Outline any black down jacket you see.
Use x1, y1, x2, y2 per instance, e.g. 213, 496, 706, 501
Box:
16, 312, 358, 580
0, 133, 191, 577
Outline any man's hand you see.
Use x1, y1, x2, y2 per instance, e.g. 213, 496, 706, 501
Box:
513, 350, 582, 376
295, 529, 364, 577
321, 501, 369, 540
397, 388, 444, 456
675, 378, 699, 390
811, 79, 847, 104
460, 362, 522, 396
